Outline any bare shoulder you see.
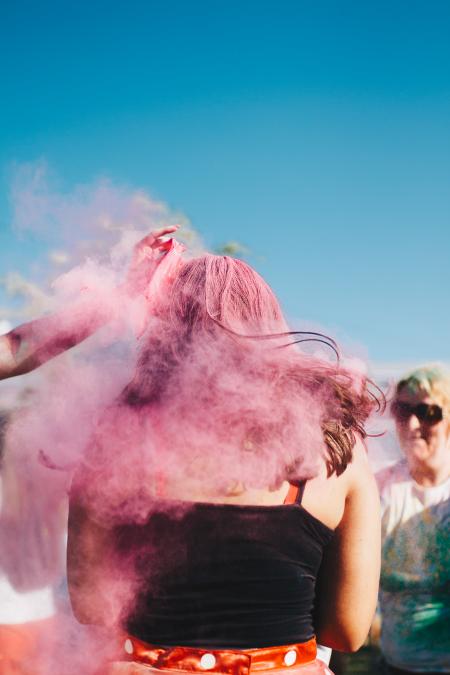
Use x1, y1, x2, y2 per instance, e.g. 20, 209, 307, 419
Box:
375, 460, 407, 492
340, 437, 380, 524
302, 436, 377, 530
345, 436, 377, 490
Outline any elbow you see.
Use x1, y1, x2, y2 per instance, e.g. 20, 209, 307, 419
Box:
333, 635, 367, 654
69, 598, 94, 625
68, 583, 109, 626
316, 626, 369, 653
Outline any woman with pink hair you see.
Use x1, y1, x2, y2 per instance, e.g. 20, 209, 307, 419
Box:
0, 228, 381, 675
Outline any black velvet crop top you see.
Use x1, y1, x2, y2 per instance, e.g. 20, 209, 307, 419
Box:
114, 487, 334, 649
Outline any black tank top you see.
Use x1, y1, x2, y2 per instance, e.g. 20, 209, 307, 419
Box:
115, 485, 334, 648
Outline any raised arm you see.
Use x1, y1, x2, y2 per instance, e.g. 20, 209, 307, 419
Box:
0, 226, 179, 381
0, 301, 110, 380
0, 332, 23, 380
314, 438, 381, 652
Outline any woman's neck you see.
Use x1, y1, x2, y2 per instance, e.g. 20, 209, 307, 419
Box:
409, 460, 450, 488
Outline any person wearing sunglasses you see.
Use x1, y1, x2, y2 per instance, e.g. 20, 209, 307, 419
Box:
376, 365, 450, 674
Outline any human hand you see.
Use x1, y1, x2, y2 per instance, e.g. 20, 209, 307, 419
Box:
125, 225, 179, 296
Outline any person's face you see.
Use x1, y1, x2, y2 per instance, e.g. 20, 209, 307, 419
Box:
393, 387, 450, 471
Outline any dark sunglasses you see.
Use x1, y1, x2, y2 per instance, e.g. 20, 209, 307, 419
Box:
391, 401, 444, 425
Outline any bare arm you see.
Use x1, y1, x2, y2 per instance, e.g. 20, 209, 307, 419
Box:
0, 333, 21, 380
0, 301, 111, 380
0, 226, 179, 381
314, 438, 381, 652
67, 500, 117, 626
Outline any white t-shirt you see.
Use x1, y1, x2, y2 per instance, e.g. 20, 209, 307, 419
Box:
0, 474, 55, 624
377, 460, 450, 673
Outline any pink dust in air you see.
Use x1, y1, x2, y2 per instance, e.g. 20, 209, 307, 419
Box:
1, 227, 364, 673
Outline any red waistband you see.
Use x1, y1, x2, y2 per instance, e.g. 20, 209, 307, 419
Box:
119, 635, 317, 674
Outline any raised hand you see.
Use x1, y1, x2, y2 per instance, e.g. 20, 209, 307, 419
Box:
0, 226, 182, 379
125, 225, 179, 296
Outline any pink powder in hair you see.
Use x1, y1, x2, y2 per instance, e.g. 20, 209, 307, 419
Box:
1, 237, 367, 673
71, 250, 336, 526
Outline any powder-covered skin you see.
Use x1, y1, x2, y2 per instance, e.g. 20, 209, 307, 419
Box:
1, 230, 370, 674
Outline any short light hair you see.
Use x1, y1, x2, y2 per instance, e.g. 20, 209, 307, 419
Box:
396, 363, 450, 416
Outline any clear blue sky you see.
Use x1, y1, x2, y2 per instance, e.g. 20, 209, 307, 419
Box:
0, 0, 449, 362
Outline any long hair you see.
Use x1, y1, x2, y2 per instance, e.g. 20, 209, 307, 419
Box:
123, 255, 287, 399
119, 254, 379, 478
